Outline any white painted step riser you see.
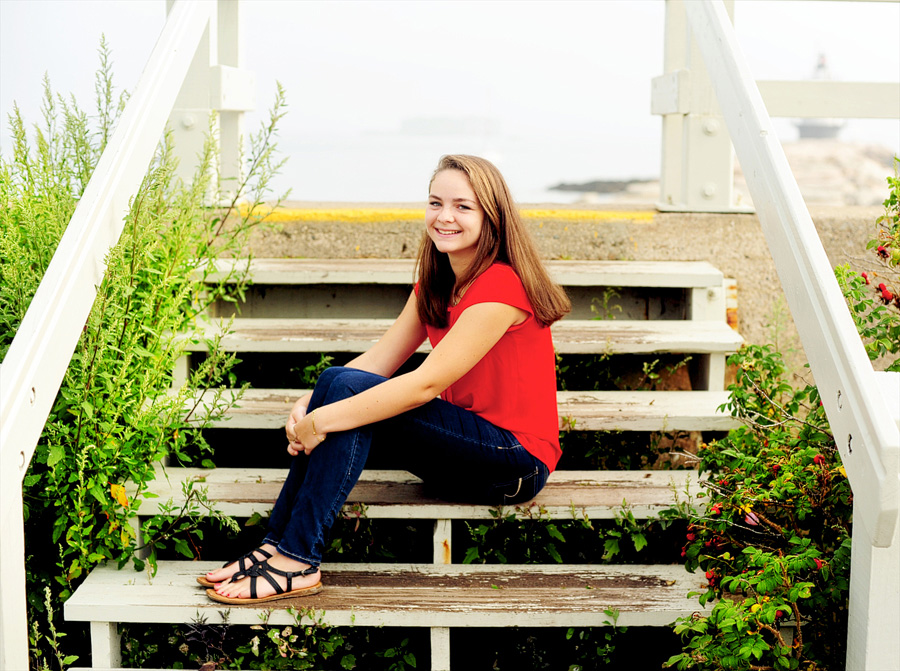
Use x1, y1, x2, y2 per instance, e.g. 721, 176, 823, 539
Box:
203, 259, 725, 289
181, 388, 738, 432
181, 319, 742, 354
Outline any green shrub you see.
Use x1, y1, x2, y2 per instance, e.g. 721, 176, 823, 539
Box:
1, 40, 287, 667
666, 163, 900, 671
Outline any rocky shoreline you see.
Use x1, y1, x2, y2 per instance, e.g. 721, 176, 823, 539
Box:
551, 140, 897, 207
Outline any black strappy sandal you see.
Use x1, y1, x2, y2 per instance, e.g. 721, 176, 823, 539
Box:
206, 559, 323, 604
196, 547, 274, 588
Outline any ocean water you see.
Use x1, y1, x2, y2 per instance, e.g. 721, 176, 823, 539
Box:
269, 130, 660, 205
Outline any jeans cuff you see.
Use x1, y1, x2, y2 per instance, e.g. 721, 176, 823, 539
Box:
276, 542, 320, 568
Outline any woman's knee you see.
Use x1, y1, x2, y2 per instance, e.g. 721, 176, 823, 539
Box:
316, 366, 387, 403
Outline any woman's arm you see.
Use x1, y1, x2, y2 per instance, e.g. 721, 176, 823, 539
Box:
285, 291, 427, 452
287, 301, 527, 454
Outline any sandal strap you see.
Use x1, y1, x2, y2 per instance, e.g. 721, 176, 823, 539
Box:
243, 560, 319, 597
229, 548, 273, 581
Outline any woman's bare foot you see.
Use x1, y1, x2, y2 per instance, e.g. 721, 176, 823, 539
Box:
213, 549, 320, 599
204, 543, 278, 585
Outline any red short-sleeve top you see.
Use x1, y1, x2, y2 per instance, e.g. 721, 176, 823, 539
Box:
424, 263, 561, 471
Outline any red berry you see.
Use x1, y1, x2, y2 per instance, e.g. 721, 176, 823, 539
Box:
861, 272, 870, 284
877, 246, 890, 259
710, 503, 723, 516
776, 610, 784, 619
686, 533, 696, 541
813, 454, 825, 466
814, 558, 825, 571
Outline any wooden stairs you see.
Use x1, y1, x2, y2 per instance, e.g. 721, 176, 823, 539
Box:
65, 258, 742, 669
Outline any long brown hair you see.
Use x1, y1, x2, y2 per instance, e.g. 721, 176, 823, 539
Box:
415, 155, 571, 328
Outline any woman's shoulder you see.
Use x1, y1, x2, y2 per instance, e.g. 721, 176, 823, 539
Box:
477, 262, 521, 286
464, 263, 528, 305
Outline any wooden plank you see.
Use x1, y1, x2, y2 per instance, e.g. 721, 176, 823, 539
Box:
65, 561, 708, 628
202, 258, 725, 288
182, 388, 738, 432
757, 80, 900, 120
182, 318, 743, 354
133, 468, 701, 520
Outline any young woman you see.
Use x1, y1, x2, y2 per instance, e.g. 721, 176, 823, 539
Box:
204, 154, 571, 604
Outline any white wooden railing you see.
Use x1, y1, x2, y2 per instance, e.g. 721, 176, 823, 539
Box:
0, 1, 251, 667
655, 0, 900, 213
679, 1, 899, 667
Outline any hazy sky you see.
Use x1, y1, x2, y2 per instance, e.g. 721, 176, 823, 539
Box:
1, 0, 898, 201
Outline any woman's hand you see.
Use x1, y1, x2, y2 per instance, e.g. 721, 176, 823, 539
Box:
285, 395, 324, 456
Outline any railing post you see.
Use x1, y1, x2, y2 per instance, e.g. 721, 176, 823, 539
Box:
168, 0, 214, 188
215, 0, 253, 198
653, 0, 750, 213
846, 372, 900, 669
0, 471, 28, 671
167, 0, 254, 198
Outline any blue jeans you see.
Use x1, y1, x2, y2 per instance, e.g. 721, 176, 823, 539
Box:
262, 366, 550, 566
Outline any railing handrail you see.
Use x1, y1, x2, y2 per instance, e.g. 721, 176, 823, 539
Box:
683, 0, 898, 546
683, 3, 899, 666
0, 2, 214, 667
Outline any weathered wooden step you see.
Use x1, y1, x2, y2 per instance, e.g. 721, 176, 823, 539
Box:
182, 318, 743, 354
186, 388, 739, 432
203, 258, 725, 288
65, 560, 706, 629
135, 468, 701, 520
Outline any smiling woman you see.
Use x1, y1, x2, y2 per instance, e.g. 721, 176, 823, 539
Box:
427, 169, 485, 274
204, 154, 572, 604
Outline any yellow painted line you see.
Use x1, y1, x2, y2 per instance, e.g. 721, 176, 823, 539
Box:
521, 209, 655, 222
242, 206, 655, 224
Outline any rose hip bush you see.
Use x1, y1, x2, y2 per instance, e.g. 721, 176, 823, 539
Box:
667, 162, 900, 670
837, 158, 900, 370
665, 345, 852, 671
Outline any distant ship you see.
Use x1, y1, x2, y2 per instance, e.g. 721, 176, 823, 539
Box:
794, 54, 845, 140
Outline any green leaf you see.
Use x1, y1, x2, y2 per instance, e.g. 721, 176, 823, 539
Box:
47, 444, 65, 468
546, 523, 566, 543
632, 533, 648, 552
547, 543, 563, 563
173, 538, 192, 558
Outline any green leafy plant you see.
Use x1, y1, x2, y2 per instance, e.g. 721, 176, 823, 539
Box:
1, 41, 288, 663
666, 345, 852, 670
668, 167, 900, 671
835, 157, 900, 370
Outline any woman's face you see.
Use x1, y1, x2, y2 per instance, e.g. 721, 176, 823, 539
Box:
426, 169, 485, 270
